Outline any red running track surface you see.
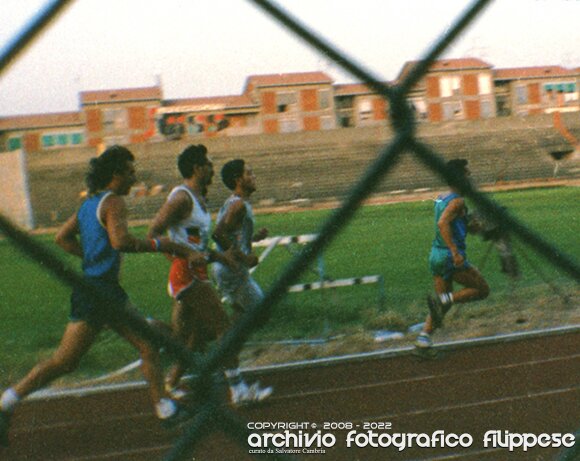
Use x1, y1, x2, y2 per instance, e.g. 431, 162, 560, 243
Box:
2, 326, 579, 460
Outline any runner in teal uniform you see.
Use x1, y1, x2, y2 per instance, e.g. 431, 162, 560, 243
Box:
416, 159, 490, 350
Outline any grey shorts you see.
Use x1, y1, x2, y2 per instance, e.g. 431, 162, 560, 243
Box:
213, 265, 264, 310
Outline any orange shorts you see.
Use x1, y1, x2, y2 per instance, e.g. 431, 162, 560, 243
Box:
168, 257, 209, 299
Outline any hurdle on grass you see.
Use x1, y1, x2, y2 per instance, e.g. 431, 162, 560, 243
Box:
253, 234, 386, 309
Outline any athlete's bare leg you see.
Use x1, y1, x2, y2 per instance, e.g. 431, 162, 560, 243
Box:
423, 266, 489, 335
166, 282, 234, 390
111, 319, 167, 404
13, 321, 99, 398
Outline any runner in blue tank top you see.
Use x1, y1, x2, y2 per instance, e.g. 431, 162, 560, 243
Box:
415, 159, 490, 350
77, 190, 122, 279
0, 146, 203, 446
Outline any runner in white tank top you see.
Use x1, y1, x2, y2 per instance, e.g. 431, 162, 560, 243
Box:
164, 184, 212, 298
148, 146, 268, 405
167, 184, 211, 253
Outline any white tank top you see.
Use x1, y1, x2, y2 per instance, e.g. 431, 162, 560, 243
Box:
167, 185, 210, 251
215, 195, 254, 255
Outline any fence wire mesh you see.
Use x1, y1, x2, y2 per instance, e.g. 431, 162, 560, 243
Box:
0, 0, 578, 460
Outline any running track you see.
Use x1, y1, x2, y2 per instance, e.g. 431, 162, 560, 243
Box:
2, 326, 579, 460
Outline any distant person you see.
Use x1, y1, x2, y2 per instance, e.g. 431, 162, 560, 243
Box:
212, 159, 273, 399
147, 145, 271, 405
0, 146, 200, 447
415, 159, 490, 350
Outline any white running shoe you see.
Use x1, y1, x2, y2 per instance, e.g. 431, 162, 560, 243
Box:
415, 332, 433, 349
230, 381, 273, 406
164, 382, 192, 401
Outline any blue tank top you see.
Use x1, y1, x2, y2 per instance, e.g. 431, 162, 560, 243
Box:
77, 191, 121, 279
432, 192, 467, 251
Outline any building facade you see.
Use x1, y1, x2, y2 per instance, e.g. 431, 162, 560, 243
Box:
398, 58, 497, 123
334, 83, 389, 128
243, 72, 336, 134
493, 66, 579, 117
79, 86, 162, 148
1, 60, 578, 153
0, 112, 84, 153
157, 94, 260, 140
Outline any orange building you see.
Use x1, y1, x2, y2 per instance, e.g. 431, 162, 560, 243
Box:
243, 72, 336, 134
158, 94, 260, 140
398, 58, 496, 122
0, 112, 84, 153
80, 85, 162, 148
334, 82, 389, 128
494, 66, 579, 117
1, 62, 578, 153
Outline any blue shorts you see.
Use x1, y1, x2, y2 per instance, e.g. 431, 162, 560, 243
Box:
429, 246, 471, 281
70, 277, 129, 329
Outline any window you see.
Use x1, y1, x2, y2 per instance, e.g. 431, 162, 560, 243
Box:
478, 74, 492, 95
188, 121, 203, 135
544, 82, 576, 93
480, 100, 493, 118
443, 101, 463, 120
544, 82, 578, 103
339, 116, 352, 127
321, 116, 334, 130
279, 118, 299, 133
359, 99, 373, 121
516, 86, 528, 105
410, 99, 428, 120
42, 135, 55, 148
276, 92, 297, 113
544, 86, 557, 103
103, 108, 127, 131
71, 133, 84, 145
496, 95, 510, 117
39, 133, 83, 148
8, 137, 22, 151
57, 134, 68, 146
452, 77, 462, 96
440, 76, 461, 97
335, 96, 354, 109
319, 89, 331, 109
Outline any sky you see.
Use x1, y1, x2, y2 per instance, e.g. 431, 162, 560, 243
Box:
0, 0, 579, 117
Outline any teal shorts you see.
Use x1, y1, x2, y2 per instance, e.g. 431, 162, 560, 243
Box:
429, 246, 470, 280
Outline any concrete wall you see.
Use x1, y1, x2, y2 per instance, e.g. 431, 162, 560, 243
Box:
0, 150, 34, 229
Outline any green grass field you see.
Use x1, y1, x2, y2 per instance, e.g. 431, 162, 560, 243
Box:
0, 187, 578, 387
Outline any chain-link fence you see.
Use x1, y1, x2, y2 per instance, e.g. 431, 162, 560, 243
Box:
1, 0, 578, 460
